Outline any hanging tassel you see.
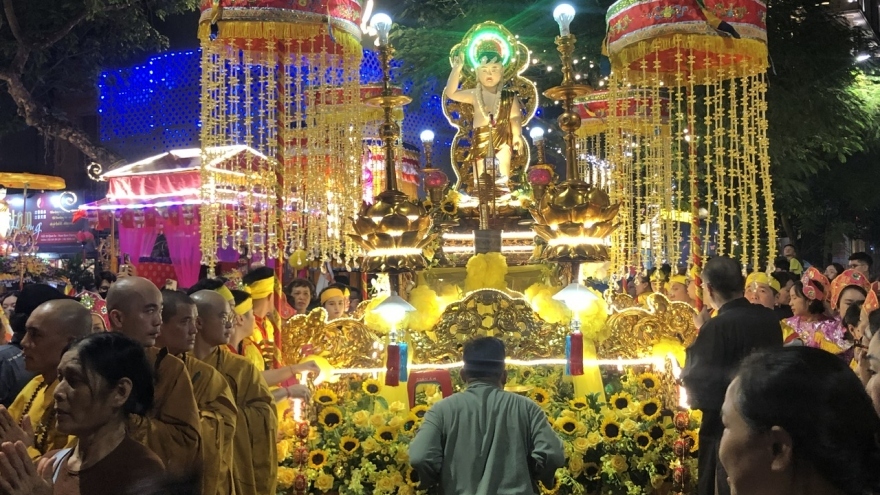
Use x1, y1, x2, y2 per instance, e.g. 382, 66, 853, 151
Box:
399, 342, 409, 383
385, 342, 400, 386
569, 332, 584, 376
564, 335, 572, 376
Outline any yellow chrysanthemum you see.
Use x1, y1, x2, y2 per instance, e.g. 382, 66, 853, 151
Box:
351, 410, 370, 427
572, 437, 590, 454
361, 437, 379, 454
568, 455, 585, 474
635, 432, 653, 450
318, 407, 343, 430
313, 388, 338, 405
315, 473, 335, 492
584, 462, 601, 480
610, 392, 633, 411
609, 454, 628, 473
640, 398, 662, 421
405, 467, 420, 487
530, 387, 551, 406
411, 404, 429, 420
638, 372, 661, 390
553, 417, 579, 436
308, 449, 329, 469
276, 439, 291, 463
569, 397, 589, 411
276, 466, 296, 488
339, 436, 360, 455
375, 425, 398, 443
601, 417, 622, 442
362, 378, 382, 396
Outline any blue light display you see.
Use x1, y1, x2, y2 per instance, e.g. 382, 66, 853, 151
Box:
98, 48, 456, 170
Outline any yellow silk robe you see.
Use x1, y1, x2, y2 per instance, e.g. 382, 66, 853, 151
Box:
127, 347, 202, 475
204, 347, 277, 495
181, 353, 238, 495
9, 376, 69, 459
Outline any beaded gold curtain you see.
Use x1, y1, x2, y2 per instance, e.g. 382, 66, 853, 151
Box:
197, 3, 367, 268
605, 0, 774, 273
576, 90, 680, 272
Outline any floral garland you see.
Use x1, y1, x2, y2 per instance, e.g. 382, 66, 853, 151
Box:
276, 366, 700, 495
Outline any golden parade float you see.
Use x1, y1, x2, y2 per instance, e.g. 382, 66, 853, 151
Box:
196, 0, 774, 493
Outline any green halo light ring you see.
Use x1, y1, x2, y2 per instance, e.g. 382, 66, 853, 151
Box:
466, 28, 513, 69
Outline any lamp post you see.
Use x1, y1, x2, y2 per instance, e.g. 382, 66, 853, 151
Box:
349, 14, 436, 279
373, 291, 416, 386
553, 282, 599, 376
529, 4, 620, 273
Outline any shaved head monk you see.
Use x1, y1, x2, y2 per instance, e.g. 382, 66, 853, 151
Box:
107, 276, 201, 476
0, 299, 92, 459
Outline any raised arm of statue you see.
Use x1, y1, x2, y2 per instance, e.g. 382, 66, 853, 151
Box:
445, 55, 473, 104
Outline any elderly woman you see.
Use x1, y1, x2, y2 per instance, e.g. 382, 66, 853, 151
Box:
720, 346, 880, 495
0, 332, 164, 495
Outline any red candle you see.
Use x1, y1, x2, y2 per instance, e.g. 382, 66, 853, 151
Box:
385, 343, 400, 386
569, 332, 584, 376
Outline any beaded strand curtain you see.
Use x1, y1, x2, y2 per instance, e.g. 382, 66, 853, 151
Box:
605, 0, 774, 273
198, 9, 367, 268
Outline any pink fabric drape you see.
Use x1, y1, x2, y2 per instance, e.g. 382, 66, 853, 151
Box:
118, 226, 158, 267
164, 223, 202, 289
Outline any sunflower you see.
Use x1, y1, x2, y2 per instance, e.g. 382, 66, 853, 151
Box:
637, 372, 661, 391
405, 467, 420, 487
601, 417, 622, 442
411, 404, 429, 420
584, 462, 601, 480
635, 432, 653, 450
553, 417, 579, 436
422, 199, 434, 210
538, 476, 560, 495
609, 392, 632, 411
375, 425, 398, 443
521, 368, 533, 380
308, 449, 329, 470
647, 426, 666, 443
640, 398, 662, 421
530, 387, 551, 407
313, 388, 338, 406
318, 407, 343, 429
569, 397, 589, 411
339, 436, 360, 455
440, 199, 458, 216
403, 418, 417, 432
362, 379, 382, 396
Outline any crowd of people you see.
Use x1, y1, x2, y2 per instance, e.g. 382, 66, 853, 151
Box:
0, 249, 878, 494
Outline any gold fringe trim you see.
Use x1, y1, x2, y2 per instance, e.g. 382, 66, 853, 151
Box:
609, 34, 768, 85
198, 21, 362, 56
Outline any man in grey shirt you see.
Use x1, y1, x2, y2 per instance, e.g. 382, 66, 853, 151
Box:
409, 337, 565, 495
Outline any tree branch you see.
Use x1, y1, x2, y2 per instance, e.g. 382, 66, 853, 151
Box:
0, 69, 123, 166
2, 0, 28, 46
35, 10, 91, 50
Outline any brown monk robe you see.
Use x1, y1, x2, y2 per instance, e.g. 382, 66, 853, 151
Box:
106, 277, 201, 475
191, 290, 278, 495
159, 290, 238, 495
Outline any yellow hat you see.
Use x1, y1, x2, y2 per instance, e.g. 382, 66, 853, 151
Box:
245, 277, 275, 300
320, 287, 350, 305
746, 272, 781, 293
669, 275, 688, 287
214, 285, 234, 303
234, 297, 253, 316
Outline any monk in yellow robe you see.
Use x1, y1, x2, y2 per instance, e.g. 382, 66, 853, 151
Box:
192, 290, 302, 495
158, 289, 238, 495
0, 299, 92, 459
106, 276, 201, 474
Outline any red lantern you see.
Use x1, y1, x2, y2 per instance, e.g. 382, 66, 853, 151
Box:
424, 170, 449, 189
294, 421, 309, 439
292, 446, 308, 464
673, 411, 690, 431
293, 473, 308, 491
527, 166, 553, 187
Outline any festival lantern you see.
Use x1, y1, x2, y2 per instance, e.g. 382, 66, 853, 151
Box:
605, 0, 775, 285
197, 0, 368, 269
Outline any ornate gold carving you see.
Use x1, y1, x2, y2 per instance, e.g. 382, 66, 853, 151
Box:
600, 292, 697, 359
412, 288, 568, 363
282, 308, 382, 369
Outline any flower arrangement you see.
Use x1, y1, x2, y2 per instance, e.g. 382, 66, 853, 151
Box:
276, 376, 435, 495
276, 367, 699, 495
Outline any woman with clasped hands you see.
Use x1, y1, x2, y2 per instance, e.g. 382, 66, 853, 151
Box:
0, 332, 164, 495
